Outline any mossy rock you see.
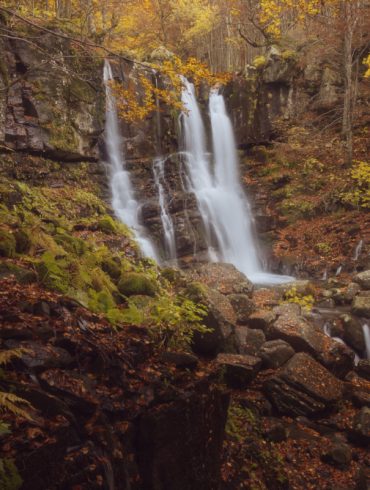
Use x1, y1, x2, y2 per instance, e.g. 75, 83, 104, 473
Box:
0, 458, 22, 490
101, 258, 122, 281
0, 230, 16, 258
160, 267, 184, 285
54, 232, 87, 256
14, 229, 32, 254
185, 281, 207, 302
0, 262, 37, 284
35, 252, 69, 293
118, 272, 158, 297
97, 216, 118, 234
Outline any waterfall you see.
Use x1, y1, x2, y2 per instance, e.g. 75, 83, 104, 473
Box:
153, 157, 177, 262
180, 79, 293, 284
362, 323, 370, 360
353, 239, 363, 261
103, 61, 158, 260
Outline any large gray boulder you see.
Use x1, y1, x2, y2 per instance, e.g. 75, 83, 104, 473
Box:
268, 312, 354, 377
352, 294, 370, 318
259, 339, 295, 369
354, 270, 370, 290
185, 263, 253, 296
264, 353, 343, 416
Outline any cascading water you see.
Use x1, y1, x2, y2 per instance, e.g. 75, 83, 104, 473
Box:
103, 61, 158, 260
362, 322, 370, 359
180, 79, 293, 285
152, 157, 177, 262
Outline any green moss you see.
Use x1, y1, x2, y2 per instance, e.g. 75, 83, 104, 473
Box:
160, 267, 183, 284
66, 78, 96, 104
0, 262, 37, 284
14, 229, 32, 254
54, 231, 87, 256
184, 281, 207, 302
118, 272, 158, 297
0, 459, 22, 490
101, 258, 122, 281
97, 216, 118, 234
0, 230, 16, 258
47, 118, 79, 153
35, 252, 69, 293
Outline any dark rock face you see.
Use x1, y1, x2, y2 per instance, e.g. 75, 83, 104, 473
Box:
1, 35, 104, 160
137, 387, 229, 490
264, 353, 343, 416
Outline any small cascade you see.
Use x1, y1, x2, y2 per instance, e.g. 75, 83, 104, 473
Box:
152, 157, 177, 262
103, 61, 158, 260
322, 269, 328, 281
353, 239, 363, 261
336, 265, 343, 276
362, 323, 370, 359
180, 79, 293, 285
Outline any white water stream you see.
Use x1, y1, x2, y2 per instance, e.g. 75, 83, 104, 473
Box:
152, 157, 177, 262
181, 79, 293, 285
103, 61, 158, 260
362, 323, 370, 360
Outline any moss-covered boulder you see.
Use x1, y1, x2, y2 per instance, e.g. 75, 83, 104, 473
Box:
97, 216, 118, 234
0, 229, 16, 258
54, 231, 87, 256
14, 229, 32, 254
101, 258, 122, 281
118, 272, 158, 297
35, 252, 69, 293
0, 262, 37, 284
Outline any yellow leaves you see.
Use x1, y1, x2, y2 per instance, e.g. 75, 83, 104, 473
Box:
112, 56, 230, 123
364, 54, 370, 78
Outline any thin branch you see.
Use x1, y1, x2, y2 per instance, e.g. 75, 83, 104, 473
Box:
0, 6, 152, 71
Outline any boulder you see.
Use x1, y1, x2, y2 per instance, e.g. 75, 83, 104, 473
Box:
217, 353, 262, 389
269, 313, 354, 377
263, 353, 343, 416
356, 360, 370, 381
349, 407, 370, 446
352, 296, 370, 318
321, 442, 352, 468
159, 352, 199, 369
345, 371, 370, 407
191, 288, 236, 356
248, 310, 277, 331
228, 294, 256, 324
185, 263, 253, 296
341, 314, 366, 353
5, 341, 73, 370
235, 327, 265, 356
354, 270, 370, 290
259, 339, 295, 369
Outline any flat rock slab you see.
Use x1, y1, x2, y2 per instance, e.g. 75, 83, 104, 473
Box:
217, 353, 261, 389
264, 352, 343, 417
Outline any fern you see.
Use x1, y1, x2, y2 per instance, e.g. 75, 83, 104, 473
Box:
0, 349, 24, 366
0, 392, 32, 420
0, 349, 33, 420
